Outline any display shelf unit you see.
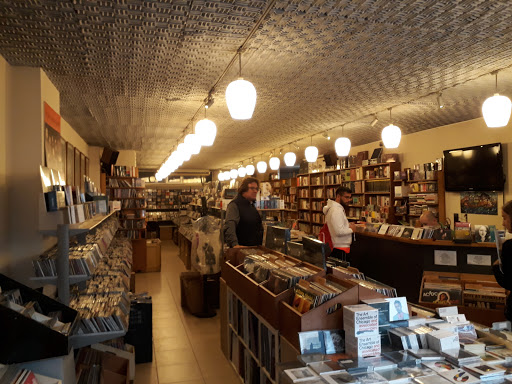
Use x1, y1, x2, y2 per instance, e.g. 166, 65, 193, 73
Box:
107, 173, 147, 240
38, 211, 117, 304
0, 274, 79, 364
227, 287, 279, 384
406, 169, 446, 226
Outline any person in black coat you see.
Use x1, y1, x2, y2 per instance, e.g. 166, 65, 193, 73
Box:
223, 177, 263, 248
493, 200, 512, 321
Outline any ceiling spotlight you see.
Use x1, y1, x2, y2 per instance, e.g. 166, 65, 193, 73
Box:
482, 72, 512, 128
370, 115, 379, 127
205, 95, 214, 109
226, 52, 257, 120
437, 93, 444, 109
322, 131, 331, 140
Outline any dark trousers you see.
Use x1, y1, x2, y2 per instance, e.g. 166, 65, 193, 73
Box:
329, 248, 351, 264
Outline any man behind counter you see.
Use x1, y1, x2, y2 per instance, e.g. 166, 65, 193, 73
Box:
419, 210, 440, 228
223, 177, 263, 248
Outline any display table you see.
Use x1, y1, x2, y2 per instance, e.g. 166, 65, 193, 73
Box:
351, 231, 498, 303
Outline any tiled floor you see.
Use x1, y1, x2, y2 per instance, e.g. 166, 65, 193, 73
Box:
134, 240, 240, 384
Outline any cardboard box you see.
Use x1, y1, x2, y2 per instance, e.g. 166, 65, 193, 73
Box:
146, 239, 161, 272
91, 343, 135, 381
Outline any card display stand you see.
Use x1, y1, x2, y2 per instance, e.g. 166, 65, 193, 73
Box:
0, 274, 78, 364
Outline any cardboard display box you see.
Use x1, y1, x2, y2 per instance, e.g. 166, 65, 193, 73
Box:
146, 239, 161, 272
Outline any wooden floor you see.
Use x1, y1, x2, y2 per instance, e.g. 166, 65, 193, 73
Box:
134, 241, 240, 384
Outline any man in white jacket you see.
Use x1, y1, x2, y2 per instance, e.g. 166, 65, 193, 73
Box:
323, 186, 356, 262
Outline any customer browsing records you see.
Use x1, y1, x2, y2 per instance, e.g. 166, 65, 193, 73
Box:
323, 186, 356, 263
223, 177, 264, 248
493, 200, 512, 321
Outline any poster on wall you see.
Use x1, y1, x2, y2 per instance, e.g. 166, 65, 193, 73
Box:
43, 102, 62, 172
460, 191, 498, 215
66, 142, 74, 186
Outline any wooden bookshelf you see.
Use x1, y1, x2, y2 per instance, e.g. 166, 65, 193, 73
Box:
107, 171, 147, 240
406, 169, 446, 226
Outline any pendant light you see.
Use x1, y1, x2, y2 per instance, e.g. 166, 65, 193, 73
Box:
184, 133, 201, 155
284, 145, 296, 166
230, 169, 238, 179
246, 160, 255, 176
225, 52, 257, 120
177, 142, 192, 161
257, 155, 267, 174
335, 125, 351, 156
238, 166, 247, 178
218, 172, 225, 181
269, 151, 280, 170
305, 136, 318, 163
482, 72, 512, 128
195, 106, 217, 146
381, 108, 402, 149
223, 171, 230, 180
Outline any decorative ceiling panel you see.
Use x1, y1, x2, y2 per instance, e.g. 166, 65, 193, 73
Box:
1, 0, 512, 171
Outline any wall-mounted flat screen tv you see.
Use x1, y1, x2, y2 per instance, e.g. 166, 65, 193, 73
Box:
443, 143, 505, 191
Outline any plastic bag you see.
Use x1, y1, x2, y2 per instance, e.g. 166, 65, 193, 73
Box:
191, 216, 222, 275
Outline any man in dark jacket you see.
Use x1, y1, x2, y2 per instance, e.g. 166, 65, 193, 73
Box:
223, 177, 263, 248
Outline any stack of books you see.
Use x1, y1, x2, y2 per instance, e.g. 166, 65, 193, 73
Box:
343, 304, 381, 358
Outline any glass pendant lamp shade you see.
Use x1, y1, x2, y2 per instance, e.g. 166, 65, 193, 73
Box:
172, 151, 184, 166
246, 164, 255, 176
195, 119, 217, 146
185, 134, 201, 154
256, 161, 267, 173
381, 124, 401, 148
335, 137, 351, 156
269, 157, 280, 170
284, 152, 296, 166
218, 172, 225, 181
177, 143, 192, 161
230, 169, 238, 179
482, 93, 512, 128
238, 167, 247, 177
223, 171, 230, 180
305, 146, 318, 163
226, 79, 257, 120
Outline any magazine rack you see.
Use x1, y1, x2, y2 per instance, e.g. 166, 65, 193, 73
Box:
0, 274, 78, 364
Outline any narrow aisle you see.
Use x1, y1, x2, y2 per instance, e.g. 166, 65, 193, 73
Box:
134, 241, 240, 384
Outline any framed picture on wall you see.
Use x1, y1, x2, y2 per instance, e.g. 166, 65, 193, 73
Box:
80, 153, 85, 191
85, 157, 89, 178
66, 142, 74, 186
59, 137, 66, 180
74, 148, 80, 188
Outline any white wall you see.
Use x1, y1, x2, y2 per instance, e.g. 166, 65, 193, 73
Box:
88, 146, 102, 189
350, 117, 512, 227
61, 118, 88, 157
1, 58, 92, 285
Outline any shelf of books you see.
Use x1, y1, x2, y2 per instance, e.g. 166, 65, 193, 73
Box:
107, 167, 147, 240
227, 287, 279, 384
406, 167, 446, 226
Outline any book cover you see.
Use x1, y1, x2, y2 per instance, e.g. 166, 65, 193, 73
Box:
322, 371, 359, 384
299, 331, 326, 355
439, 368, 480, 383
385, 297, 410, 321
284, 367, 318, 383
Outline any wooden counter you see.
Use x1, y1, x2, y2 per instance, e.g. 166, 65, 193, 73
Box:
350, 231, 498, 303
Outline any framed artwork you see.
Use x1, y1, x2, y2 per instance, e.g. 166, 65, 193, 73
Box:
85, 157, 89, 177
59, 138, 66, 180
80, 153, 85, 191
460, 191, 498, 215
66, 142, 74, 186
74, 148, 81, 188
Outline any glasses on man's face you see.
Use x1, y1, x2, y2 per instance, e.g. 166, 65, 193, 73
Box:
249, 187, 260, 191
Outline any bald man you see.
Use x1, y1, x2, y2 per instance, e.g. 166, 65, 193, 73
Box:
419, 211, 440, 228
